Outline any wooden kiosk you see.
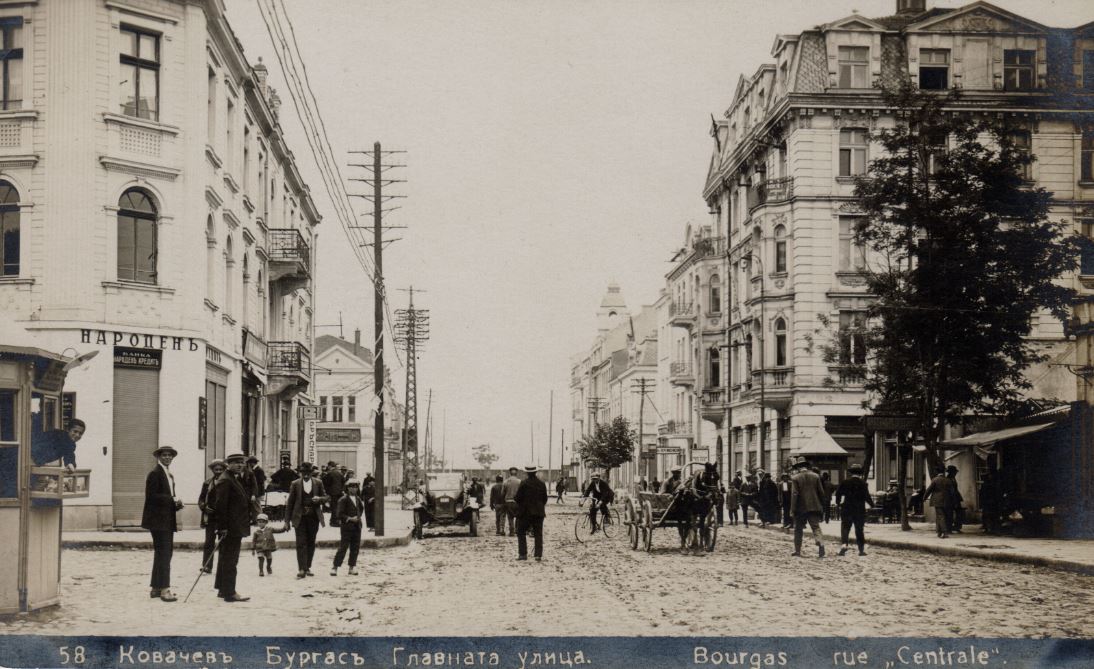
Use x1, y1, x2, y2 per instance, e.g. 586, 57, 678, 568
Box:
0, 346, 91, 614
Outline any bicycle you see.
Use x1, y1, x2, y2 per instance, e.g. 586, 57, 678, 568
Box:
575, 497, 620, 544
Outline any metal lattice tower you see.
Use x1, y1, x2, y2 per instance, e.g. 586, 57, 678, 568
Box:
395, 287, 430, 508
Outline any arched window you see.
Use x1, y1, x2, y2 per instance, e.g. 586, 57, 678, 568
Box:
709, 274, 721, 314
774, 225, 788, 273
774, 317, 788, 367
117, 189, 157, 283
0, 181, 19, 276
708, 347, 721, 388
224, 235, 234, 316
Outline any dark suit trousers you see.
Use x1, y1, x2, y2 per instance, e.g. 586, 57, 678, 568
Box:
516, 515, 543, 558
215, 535, 242, 594
333, 523, 361, 568
494, 509, 506, 535
148, 530, 174, 589
840, 511, 866, 550
202, 525, 218, 570
295, 514, 321, 570
793, 512, 824, 553
364, 501, 375, 529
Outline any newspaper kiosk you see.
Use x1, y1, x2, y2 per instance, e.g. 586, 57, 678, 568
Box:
0, 346, 91, 614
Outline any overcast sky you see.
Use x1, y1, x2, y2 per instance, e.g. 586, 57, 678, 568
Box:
225, 0, 1092, 469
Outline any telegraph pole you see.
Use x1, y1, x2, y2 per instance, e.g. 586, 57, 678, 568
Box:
547, 391, 553, 484
395, 287, 430, 507
348, 142, 406, 537
632, 378, 653, 484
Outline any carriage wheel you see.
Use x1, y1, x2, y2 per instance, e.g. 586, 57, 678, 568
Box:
624, 499, 638, 550
704, 507, 718, 552
641, 501, 654, 552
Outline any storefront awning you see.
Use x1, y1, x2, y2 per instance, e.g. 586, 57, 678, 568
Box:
942, 423, 1055, 449
793, 430, 849, 457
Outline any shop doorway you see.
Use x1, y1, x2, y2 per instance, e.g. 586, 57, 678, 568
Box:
112, 366, 160, 526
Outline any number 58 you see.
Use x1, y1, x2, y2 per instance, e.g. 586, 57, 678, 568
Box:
58, 646, 86, 664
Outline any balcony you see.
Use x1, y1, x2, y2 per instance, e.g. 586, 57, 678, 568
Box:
241, 327, 268, 368
668, 301, 697, 329
268, 229, 311, 286
267, 341, 311, 397
692, 236, 726, 259
829, 365, 866, 387
749, 176, 795, 212
746, 368, 794, 411
700, 387, 729, 426
669, 362, 695, 386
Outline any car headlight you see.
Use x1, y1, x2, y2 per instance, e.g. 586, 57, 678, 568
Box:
456, 504, 463, 514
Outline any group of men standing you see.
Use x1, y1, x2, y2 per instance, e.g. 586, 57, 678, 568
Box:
487, 466, 549, 561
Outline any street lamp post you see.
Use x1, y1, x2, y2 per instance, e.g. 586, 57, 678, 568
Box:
742, 252, 766, 473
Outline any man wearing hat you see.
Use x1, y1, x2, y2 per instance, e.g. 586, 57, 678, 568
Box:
580, 472, 614, 534
198, 459, 227, 573
790, 456, 827, 557
284, 462, 329, 577
924, 465, 957, 538
739, 473, 758, 527
270, 457, 299, 492
140, 445, 182, 601
502, 466, 523, 537
211, 453, 252, 601
331, 478, 365, 576
321, 461, 345, 527
660, 466, 683, 494
489, 475, 507, 536
834, 463, 875, 556
513, 465, 548, 561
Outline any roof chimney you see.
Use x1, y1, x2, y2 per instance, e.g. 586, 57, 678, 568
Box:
896, 0, 926, 15
253, 56, 268, 93
354, 328, 361, 355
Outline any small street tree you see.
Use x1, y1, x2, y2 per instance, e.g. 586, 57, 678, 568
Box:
845, 82, 1079, 477
472, 443, 498, 478
576, 416, 636, 472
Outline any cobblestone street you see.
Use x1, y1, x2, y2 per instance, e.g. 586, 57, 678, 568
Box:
4, 504, 1093, 638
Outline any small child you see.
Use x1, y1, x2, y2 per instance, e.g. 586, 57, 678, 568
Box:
251, 513, 289, 576
331, 479, 365, 576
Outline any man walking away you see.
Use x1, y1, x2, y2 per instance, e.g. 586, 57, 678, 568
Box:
778, 473, 792, 528
835, 463, 874, 556
489, 475, 507, 535
821, 471, 836, 523
924, 467, 956, 538
502, 466, 522, 537
514, 465, 548, 562
322, 461, 345, 527
724, 483, 739, 526
790, 457, 826, 558
285, 462, 329, 577
198, 459, 226, 573
947, 465, 964, 533
141, 445, 182, 602
213, 452, 252, 602
331, 479, 365, 576
555, 476, 567, 503
739, 474, 758, 527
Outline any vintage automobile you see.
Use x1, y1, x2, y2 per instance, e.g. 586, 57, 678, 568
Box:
411, 472, 480, 538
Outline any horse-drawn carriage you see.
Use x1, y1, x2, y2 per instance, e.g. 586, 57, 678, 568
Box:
622, 462, 718, 553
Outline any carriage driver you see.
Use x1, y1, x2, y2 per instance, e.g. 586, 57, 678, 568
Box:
579, 472, 615, 533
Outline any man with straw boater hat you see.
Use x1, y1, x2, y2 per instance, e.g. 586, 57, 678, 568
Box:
141, 445, 182, 602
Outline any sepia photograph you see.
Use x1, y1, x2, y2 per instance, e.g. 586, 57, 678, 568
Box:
0, 0, 1093, 667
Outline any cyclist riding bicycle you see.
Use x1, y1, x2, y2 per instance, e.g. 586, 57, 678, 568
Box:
579, 473, 614, 533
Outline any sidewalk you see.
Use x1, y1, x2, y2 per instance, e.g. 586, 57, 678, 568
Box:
62, 497, 414, 550
749, 517, 1094, 575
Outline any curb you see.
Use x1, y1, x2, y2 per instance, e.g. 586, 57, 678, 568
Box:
63, 531, 413, 551
750, 522, 1094, 576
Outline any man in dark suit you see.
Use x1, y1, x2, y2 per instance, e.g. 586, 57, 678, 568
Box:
924, 467, 956, 538
790, 457, 827, 558
514, 465, 548, 562
213, 452, 251, 602
361, 473, 376, 531
321, 460, 345, 526
579, 473, 614, 533
198, 459, 226, 573
140, 445, 182, 602
834, 463, 875, 556
331, 478, 365, 576
284, 462, 329, 578
489, 475, 507, 535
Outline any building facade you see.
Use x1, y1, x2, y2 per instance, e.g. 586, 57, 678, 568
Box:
701, 0, 1093, 490
0, 0, 320, 529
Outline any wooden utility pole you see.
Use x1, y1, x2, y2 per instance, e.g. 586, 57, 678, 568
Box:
632, 378, 654, 483
547, 391, 554, 483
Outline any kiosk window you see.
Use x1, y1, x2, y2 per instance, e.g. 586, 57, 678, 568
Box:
0, 389, 17, 499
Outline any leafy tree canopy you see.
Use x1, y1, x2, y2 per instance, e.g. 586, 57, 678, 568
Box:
576, 416, 636, 471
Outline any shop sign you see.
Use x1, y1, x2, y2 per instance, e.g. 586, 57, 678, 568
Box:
299, 405, 321, 421
83, 329, 200, 351
317, 428, 361, 443
304, 419, 317, 464
692, 448, 710, 461
658, 446, 683, 455
113, 347, 162, 370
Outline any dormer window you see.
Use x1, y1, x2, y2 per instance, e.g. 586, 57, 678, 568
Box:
919, 49, 950, 90
1003, 50, 1035, 91
838, 46, 869, 88
1083, 50, 1094, 91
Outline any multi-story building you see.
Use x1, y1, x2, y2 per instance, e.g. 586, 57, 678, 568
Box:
312, 332, 404, 489
701, 0, 1092, 489
0, 0, 320, 529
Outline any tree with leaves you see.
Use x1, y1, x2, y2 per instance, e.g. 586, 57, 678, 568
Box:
576, 416, 636, 472
472, 443, 498, 478
841, 81, 1079, 477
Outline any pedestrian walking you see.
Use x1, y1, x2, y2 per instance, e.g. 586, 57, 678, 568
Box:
834, 463, 874, 556
331, 479, 365, 576
778, 473, 792, 528
198, 459, 226, 574
213, 453, 251, 601
554, 476, 567, 503
924, 467, 956, 538
489, 475, 506, 535
250, 457, 267, 498
514, 465, 548, 562
285, 462, 329, 578
821, 471, 835, 523
141, 445, 182, 602
362, 473, 376, 531
716, 483, 726, 527
790, 457, 826, 558
724, 484, 739, 525
251, 513, 288, 576
468, 477, 486, 507
321, 461, 345, 527
730, 471, 743, 491
947, 466, 964, 533
502, 466, 522, 536
758, 472, 779, 528
739, 474, 758, 527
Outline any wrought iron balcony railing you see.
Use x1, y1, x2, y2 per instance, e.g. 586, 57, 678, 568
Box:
268, 229, 311, 276
268, 341, 311, 376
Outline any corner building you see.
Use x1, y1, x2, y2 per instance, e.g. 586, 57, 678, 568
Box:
0, 0, 320, 529
702, 0, 1093, 485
